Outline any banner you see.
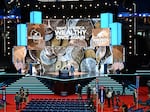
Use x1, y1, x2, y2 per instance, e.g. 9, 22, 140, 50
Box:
112, 45, 124, 62
92, 28, 110, 47
12, 46, 27, 73
27, 24, 45, 50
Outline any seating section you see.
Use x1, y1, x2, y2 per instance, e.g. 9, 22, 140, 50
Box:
21, 99, 96, 112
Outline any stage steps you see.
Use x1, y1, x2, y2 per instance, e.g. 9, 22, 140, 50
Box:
82, 75, 133, 95
6, 76, 54, 94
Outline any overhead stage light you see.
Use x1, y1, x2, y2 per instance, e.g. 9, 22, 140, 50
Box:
27, 4, 30, 7
43, 5, 46, 8
89, 4, 92, 7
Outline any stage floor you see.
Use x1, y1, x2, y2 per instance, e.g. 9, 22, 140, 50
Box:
35, 71, 99, 81
1, 71, 149, 82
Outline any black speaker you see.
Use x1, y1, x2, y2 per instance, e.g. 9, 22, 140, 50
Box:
5, 63, 17, 73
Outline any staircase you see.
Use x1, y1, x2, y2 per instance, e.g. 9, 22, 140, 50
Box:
6, 76, 54, 94
82, 76, 133, 95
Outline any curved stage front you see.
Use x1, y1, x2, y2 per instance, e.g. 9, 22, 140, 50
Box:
37, 71, 96, 96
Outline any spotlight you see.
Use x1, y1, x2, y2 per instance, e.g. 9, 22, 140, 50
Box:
62, 5, 64, 9
7, 10, 11, 14
54, 16, 56, 18
135, 54, 138, 56
129, 35, 132, 38
43, 5, 46, 8
129, 25, 132, 27
88, 15, 91, 18
80, 4, 82, 7
35, 5, 38, 8
129, 41, 132, 43
129, 52, 132, 54
70, 4, 73, 9
129, 8, 132, 11
7, 20, 11, 23
143, 14, 146, 17
84, 7, 87, 9
129, 46, 132, 49
118, 14, 122, 17
27, 4, 30, 7
129, 19, 132, 22
7, 26, 10, 29
114, 1, 117, 4
129, 30, 132, 32
17, 2, 20, 6
129, 14, 132, 16
89, 4, 92, 7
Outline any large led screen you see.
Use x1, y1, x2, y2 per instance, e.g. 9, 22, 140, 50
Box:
13, 18, 124, 75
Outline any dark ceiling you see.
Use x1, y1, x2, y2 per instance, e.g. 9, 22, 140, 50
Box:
0, 0, 150, 17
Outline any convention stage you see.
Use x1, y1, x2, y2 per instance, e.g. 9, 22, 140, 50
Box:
35, 71, 150, 95
0, 72, 150, 96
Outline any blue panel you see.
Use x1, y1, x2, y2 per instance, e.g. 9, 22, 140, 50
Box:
30, 11, 42, 24
117, 23, 122, 45
136, 76, 140, 88
101, 13, 113, 28
17, 24, 21, 46
110, 22, 122, 45
17, 24, 27, 46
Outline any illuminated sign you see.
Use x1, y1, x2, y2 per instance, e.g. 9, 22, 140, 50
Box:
55, 26, 86, 40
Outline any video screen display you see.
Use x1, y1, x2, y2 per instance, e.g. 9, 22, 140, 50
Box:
13, 18, 124, 75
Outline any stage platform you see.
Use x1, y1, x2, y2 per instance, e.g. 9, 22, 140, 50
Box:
0, 72, 150, 96
36, 72, 150, 95
35, 71, 150, 82
0, 71, 150, 81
